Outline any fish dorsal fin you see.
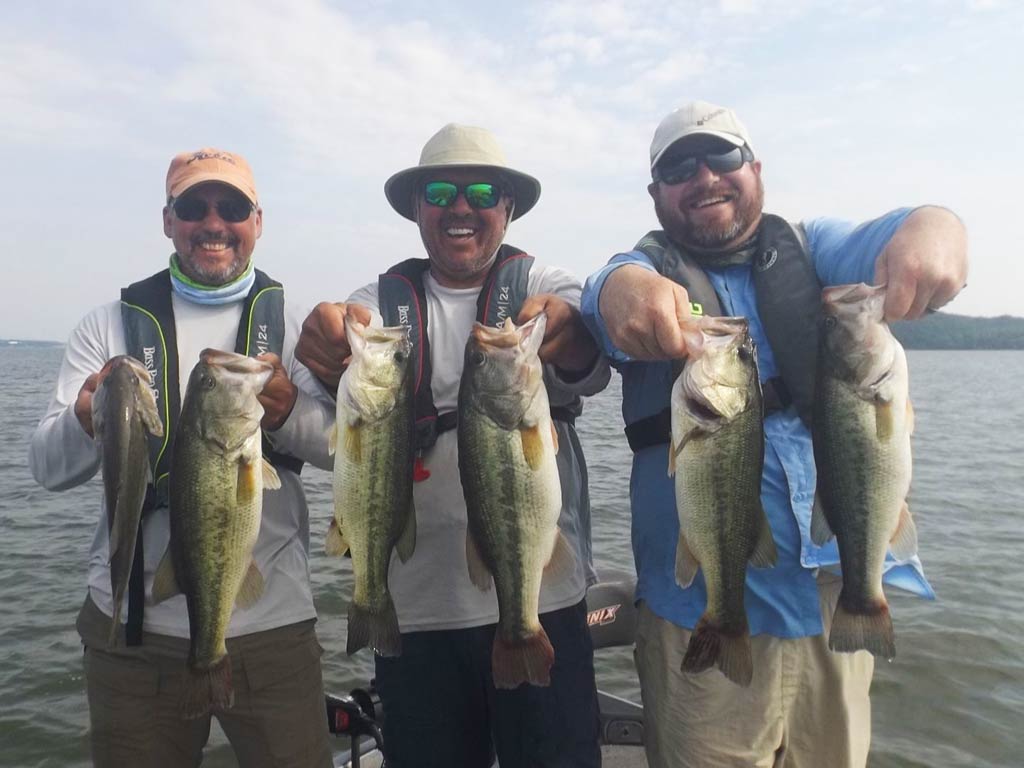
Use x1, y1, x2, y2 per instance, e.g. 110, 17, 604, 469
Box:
749, 508, 778, 568
542, 531, 576, 585
395, 500, 417, 563
262, 458, 281, 491
810, 490, 835, 545
674, 533, 700, 588
325, 517, 350, 556
235, 560, 265, 609
520, 423, 547, 471
465, 531, 493, 592
889, 502, 918, 561
151, 547, 181, 604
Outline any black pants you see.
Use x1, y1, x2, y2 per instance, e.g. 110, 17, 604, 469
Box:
374, 599, 602, 768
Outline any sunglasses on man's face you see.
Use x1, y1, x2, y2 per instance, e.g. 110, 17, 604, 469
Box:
423, 181, 503, 210
653, 145, 754, 185
172, 195, 255, 223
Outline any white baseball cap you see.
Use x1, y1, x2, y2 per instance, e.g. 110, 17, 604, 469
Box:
650, 101, 755, 170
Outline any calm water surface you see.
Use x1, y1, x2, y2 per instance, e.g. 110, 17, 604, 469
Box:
1, 346, 1021, 767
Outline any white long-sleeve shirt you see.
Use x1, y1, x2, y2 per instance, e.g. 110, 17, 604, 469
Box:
29, 291, 336, 639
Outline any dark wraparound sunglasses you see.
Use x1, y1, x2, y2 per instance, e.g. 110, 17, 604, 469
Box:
172, 195, 255, 223
653, 145, 755, 185
423, 181, 503, 209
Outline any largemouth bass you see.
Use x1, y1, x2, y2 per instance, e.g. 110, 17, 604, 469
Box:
152, 349, 280, 718
91, 355, 163, 647
458, 314, 572, 689
669, 316, 776, 687
326, 321, 415, 657
812, 283, 916, 659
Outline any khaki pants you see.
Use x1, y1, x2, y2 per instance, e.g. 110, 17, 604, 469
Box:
634, 574, 874, 768
77, 595, 333, 768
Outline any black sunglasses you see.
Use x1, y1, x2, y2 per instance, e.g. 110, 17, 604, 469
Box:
423, 181, 503, 210
172, 195, 255, 223
653, 145, 754, 185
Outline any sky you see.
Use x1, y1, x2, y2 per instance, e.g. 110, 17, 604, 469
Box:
1, 0, 1021, 341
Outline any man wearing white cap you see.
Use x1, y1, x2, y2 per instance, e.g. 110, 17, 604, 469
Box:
297, 124, 608, 767
581, 102, 968, 766
30, 148, 335, 766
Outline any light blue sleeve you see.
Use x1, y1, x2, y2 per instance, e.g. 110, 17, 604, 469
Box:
580, 251, 658, 365
805, 208, 915, 287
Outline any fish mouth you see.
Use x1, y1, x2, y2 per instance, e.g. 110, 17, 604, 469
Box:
200, 349, 274, 375
822, 283, 886, 308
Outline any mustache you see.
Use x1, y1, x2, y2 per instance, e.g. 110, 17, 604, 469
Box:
191, 232, 239, 246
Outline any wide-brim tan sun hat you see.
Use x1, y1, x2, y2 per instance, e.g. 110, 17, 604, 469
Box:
385, 124, 541, 222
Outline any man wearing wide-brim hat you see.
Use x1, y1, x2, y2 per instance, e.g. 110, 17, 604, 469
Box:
298, 123, 609, 767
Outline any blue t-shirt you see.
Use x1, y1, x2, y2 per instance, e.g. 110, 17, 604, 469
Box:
580, 210, 934, 638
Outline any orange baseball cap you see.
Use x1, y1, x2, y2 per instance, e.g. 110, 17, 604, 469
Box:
165, 148, 258, 205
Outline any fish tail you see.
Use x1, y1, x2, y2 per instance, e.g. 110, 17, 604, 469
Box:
492, 627, 555, 689
829, 593, 896, 659
347, 597, 401, 657
682, 616, 753, 687
180, 656, 233, 719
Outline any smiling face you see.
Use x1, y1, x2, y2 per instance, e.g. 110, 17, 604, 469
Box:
649, 135, 763, 252
413, 168, 513, 288
162, 182, 262, 286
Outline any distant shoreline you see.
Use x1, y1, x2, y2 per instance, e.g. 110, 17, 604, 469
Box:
5, 312, 1024, 350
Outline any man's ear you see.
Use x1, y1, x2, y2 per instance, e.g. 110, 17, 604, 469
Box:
163, 206, 173, 238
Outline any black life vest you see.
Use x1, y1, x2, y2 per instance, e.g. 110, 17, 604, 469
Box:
117, 267, 298, 644
378, 245, 578, 452
624, 214, 821, 452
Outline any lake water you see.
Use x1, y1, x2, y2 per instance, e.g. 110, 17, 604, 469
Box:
2, 346, 1022, 767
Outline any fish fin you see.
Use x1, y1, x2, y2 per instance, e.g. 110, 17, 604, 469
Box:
151, 547, 181, 604
325, 517, 350, 556
810, 491, 834, 545
542, 531, 577, 585
667, 440, 678, 478
328, 423, 337, 456
906, 398, 915, 435
344, 423, 362, 462
347, 596, 401, 657
874, 399, 894, 440
829, 592, 895, 659
261, 458, 281, 490
91, 394, 106, 440
749, 510, 778, 568
181, 656, 233, 720
683, 616, 753, 687
492, 627, 554, 689
140, 400, 163, 438
888, 502, 918, 561
520, 423, 547, 471
550, 421, 559, 454
394, 501, 417, 563
235, 560, 265, 609
465, 532, 493, 591
674, 534, 700, 589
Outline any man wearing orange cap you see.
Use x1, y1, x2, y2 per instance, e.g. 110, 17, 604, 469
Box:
30, 148, 335, 766
297, 124, 608, 767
